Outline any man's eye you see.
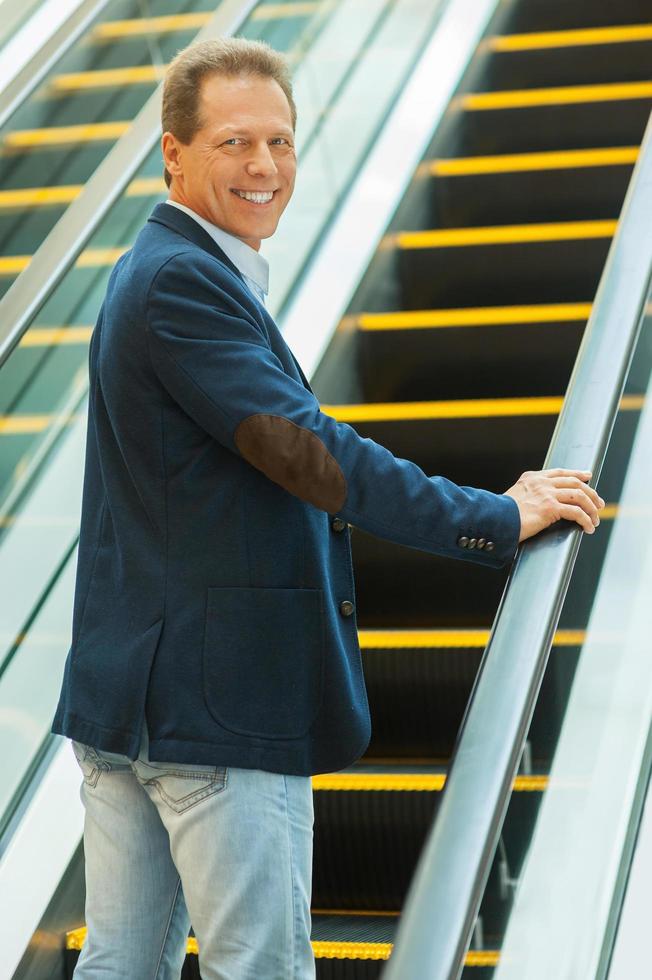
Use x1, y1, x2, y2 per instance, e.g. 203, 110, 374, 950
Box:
223, 138, 241, 145
271, 138, 289, 145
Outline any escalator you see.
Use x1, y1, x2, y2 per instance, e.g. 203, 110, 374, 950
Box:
1, 0, 651, 977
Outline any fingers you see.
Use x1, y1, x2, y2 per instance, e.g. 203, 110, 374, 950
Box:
553, 477, 605, 510
556, 487, 601, 530
557, 502, 598, 535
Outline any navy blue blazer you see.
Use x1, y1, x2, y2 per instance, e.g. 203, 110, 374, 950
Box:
51, 202, 521, 775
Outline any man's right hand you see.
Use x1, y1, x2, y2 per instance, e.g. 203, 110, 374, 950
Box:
504, 468, 605, 543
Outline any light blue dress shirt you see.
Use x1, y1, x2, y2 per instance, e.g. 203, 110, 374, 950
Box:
165, 199, 269, 307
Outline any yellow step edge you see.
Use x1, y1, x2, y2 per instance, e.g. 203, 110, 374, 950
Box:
4, 122, 129, 149
65, 926, 497, 964
358, 628, 589, 648
93, 3, 322, 38
0, 246, 127, 277
394, 220, 617, 250
461, 81, 652, 111
51, 65, 166, 92
311, 773, 548, 791
19, 327, 93, 346
425, 146, 639, 177
321, 396, 564, 421
489, 24, 652, 51
357, 302, 593, 330
0, 177, 166, 211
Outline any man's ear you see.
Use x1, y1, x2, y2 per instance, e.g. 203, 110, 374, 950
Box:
162, 132, 183, 181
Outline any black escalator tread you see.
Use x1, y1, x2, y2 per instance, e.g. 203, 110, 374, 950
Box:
427, 160, 635, 227
311, 766, 543, 918
483, 27, 652, 91
505, 0, 652, 32
455, 95, 652, 156
356, 306, 589, 400
361, 637, 582, 766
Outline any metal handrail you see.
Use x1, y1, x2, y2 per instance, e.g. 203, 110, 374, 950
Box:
383, 109, 652, 980
0, 0, 114, 132
0, 0, 259, 369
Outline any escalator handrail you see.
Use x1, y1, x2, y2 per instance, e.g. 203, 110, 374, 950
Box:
0, 0, 259, 370
0, 0, 114, 133
383, 109, 652, 980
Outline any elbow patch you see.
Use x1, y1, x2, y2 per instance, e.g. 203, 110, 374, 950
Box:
234, 413, 347, 513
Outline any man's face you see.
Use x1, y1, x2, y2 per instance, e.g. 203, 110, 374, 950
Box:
162, 72, 296, 251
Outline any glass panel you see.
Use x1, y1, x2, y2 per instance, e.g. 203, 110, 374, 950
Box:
0, 0, 447, 829
470, 284, 652, 975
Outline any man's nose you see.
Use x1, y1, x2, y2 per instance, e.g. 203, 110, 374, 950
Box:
246, 142, 278, 177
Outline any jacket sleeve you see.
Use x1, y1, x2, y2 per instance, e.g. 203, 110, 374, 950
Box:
145, 251, 521, 568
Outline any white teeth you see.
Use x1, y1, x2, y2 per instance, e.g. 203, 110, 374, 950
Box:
234, 190, 274, 204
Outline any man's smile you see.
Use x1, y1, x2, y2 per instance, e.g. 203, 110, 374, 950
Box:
231, 189, 277, 204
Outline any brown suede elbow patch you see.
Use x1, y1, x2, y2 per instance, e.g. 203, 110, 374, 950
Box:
234, 414, 347, 513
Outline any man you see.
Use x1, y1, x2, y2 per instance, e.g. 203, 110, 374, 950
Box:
52, 36, 603, 980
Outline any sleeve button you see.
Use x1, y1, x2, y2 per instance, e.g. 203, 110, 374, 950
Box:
458, 536, 469, 548
340, 600, 355, 617
485, 541, 495, 552
468, 538, 477, 549
477, 538, 486, 549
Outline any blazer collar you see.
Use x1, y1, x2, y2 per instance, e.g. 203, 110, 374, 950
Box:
148, 202, 246, 287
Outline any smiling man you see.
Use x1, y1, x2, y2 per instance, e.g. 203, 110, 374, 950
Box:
53, 36, 604, 980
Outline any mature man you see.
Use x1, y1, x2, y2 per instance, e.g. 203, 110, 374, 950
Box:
52, 36, 603, 980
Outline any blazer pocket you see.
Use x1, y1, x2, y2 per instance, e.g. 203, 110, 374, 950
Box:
202, 586, 325, 740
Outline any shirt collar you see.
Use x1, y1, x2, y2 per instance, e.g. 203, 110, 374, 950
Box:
165, 199, 269, 303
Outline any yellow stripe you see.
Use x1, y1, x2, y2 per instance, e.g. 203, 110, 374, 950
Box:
0, 255, 30, 275
358, 629, 588, 648
395, 220, 616, 249
93, 13, 211, 38
0, 177, 165, 211
462, 81, 652, 111
321, 396, 564, 422
92, 3, 321, 39
0, 415, 53, 434
357, 303, 592, 330
66, 927, 497, 965
490, 24, 652, 51
0, 247, 127, 277
52, 65, 166, 92
427, 147, 639, 176
311, 773, 548, 791
19, 326, 93, 347
4, 122, 128, 149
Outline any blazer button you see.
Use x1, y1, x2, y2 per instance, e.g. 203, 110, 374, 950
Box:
340, 600, 355, 617
458, 536, 469, 548
468, 538, 477, 549
477, 538, 486, 549
332, 517, 346, 532
485, 541, 495, 552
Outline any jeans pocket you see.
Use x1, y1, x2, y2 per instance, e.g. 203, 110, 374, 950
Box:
134, 760, 228, 814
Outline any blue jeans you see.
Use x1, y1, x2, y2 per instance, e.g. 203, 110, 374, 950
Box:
71, 719, 315, 979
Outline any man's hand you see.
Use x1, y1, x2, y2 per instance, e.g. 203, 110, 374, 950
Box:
504, 468, 605, 543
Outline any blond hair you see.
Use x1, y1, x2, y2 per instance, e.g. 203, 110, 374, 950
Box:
161, 37, 297, 187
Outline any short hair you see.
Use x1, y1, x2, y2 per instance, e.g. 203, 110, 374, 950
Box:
161, 37, 297, 187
